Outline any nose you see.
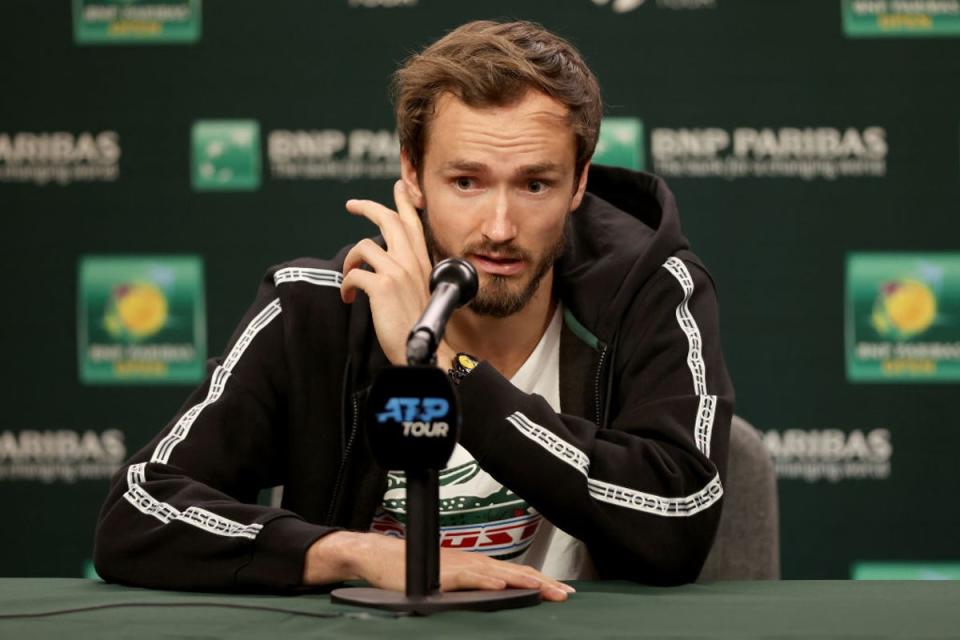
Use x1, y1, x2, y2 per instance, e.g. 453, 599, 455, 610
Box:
480, 187, 518, 244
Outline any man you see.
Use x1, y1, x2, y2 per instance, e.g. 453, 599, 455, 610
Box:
94, 20, 733, 602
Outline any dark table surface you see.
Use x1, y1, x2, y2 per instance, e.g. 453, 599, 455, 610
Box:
1, 578, 958, 639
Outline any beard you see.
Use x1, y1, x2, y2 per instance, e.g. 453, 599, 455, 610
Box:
421, 209, 567, 318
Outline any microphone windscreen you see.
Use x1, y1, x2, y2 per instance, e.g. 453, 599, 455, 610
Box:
366, 366, 460, 471
429, 258, 478, 306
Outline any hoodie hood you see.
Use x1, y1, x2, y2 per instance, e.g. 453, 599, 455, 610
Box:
556, 164, 690, 344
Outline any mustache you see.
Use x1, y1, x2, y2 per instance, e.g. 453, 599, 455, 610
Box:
462, 241, 531, 262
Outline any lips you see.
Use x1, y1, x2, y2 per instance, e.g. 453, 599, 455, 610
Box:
470, 253, 526, 276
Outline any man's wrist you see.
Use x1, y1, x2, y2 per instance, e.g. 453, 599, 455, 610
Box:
436, 342, 456, 372
302, 530, 366, 585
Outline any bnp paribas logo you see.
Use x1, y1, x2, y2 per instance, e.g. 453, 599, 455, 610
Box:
842, 0, 960, 38
191, 120, 261, 191
593, 118, 645, 171
78, 256, 206, 384
73, 0, 202, 45
846, 253, 960, 382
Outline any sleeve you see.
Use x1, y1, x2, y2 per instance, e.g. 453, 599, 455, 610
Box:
93, 268, 338, 592
455, 257, 734, 585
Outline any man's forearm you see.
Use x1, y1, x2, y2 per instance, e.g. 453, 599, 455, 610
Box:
302, 531, 366, 585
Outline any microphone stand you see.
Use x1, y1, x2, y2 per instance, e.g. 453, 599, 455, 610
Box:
402, 344, 441, 601
330, 265, 541, 614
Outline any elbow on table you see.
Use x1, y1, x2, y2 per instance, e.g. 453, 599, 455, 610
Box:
91, 516, 131, 586
595, 510, 721, 586
91, 483, 149, 588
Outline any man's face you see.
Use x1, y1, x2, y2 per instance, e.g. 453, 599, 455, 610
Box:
402, 90, 589, 318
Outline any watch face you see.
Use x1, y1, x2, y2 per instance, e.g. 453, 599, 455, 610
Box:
456, 353, 478, 371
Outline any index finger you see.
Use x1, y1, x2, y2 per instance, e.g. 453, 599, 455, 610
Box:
345, 198, 417, 269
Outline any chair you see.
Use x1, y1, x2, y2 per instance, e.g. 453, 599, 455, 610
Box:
697, 415, 780, 581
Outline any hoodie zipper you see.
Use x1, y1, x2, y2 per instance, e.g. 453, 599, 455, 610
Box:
594, 344, 608, 427
325, 393, 359, 524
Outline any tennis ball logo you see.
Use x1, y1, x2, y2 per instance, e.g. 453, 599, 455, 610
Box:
871, 278, 937, 338
104, 282, 169, 340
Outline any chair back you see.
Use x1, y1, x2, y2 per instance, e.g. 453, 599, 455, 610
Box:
698, 415, 780, 581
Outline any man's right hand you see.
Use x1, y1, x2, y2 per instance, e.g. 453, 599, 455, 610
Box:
303, 531, 574, 602
340, 181, 435, 367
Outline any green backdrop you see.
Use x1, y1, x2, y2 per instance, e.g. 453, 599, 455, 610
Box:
1, 0, 958, 581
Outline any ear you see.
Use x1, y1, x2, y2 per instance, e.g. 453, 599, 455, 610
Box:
400, 148, 426, 209
569, 161, 591, 212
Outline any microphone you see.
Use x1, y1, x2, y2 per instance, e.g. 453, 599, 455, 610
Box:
406, 257, 478, 365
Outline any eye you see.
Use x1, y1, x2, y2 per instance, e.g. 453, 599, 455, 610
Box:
454, 177, 475, 191
527, 180, 550, 194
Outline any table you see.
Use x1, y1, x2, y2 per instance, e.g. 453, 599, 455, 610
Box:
1, 578, 958, 638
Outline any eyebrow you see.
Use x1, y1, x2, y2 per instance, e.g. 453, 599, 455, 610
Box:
440, 160, 564, 176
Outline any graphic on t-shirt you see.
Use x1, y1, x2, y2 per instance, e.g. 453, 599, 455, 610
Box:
370, 305, 594, 576
370, 457, 543, 560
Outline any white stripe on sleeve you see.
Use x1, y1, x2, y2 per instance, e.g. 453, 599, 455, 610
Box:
273, 267, 343, 288
663, 257, 718, 458
502, 259, 725, 517
152, 299, 282, 465
125, 298, 283, 540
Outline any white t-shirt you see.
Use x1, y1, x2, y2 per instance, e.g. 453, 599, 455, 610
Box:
371, 304, 597, 580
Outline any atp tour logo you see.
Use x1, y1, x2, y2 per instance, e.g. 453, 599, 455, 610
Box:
366, 367, 458, 468
376, 397, 450, 438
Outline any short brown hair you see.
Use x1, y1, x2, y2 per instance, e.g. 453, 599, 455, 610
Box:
392, 20, 603, 180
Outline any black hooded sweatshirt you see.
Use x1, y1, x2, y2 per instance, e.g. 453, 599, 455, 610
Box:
94, 165, 734, 591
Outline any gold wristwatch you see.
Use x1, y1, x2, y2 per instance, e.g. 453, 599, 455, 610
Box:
448, 352, 478, 385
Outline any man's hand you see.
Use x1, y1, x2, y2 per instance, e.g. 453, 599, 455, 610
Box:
341, 180, 436, 366
303, 531, 574, 602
